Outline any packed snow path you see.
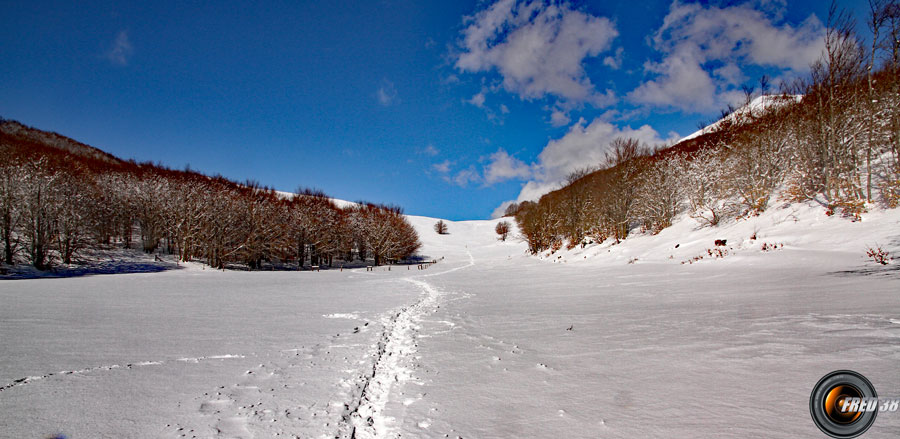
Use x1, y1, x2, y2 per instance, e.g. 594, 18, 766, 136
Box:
339, 279, 444, 439
338, 249, 476, 439
2, 210, 900, 438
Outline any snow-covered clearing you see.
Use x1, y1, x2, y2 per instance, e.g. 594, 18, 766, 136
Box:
2, 205, 899, 438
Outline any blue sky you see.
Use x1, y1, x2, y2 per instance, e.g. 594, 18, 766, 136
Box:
1, 0, 869, 219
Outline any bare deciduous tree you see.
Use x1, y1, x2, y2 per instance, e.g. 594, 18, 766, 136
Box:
495, 221, 510, 241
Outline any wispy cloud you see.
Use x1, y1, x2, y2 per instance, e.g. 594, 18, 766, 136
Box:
432, 160, 452, 174
467, 91, 486, 108
376, 80, 399, 106
432, 159, 482, 188
419, 144, 440, 156
106, 30, 133, 66
464, 87, 508, 124
449, 166, 480, 187
435, 148, 531, 188
549, 109, 571, 127
602, 47, 624, 70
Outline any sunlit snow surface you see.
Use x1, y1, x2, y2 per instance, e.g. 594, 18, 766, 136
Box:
2, 204, 899, 438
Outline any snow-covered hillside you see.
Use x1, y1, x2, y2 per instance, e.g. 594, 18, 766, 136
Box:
677, 94, 801, 144
1, 206, 898, 438
535, 202, 900, 268
406, 215, 523, 261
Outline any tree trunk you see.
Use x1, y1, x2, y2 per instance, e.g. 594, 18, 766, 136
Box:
2, 217, 12, 265
297, 239, 306, 268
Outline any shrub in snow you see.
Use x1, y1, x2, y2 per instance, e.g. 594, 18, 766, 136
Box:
866, 246, 893, 265
681, 248, 729, 265
761, 242, 783, 252
550, 239, 563, 253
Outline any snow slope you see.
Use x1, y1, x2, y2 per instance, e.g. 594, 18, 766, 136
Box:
677, 95, 801, 144
536, 202, 900, 268
1, 207, 899, 438
396, 207, 900, 438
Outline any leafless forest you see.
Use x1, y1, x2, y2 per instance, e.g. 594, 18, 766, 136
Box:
0, 121, 421, 270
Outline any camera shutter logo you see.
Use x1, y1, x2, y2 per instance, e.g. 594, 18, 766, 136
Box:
810, 370, 878, 438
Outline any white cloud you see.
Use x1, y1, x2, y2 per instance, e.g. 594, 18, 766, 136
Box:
467, 91, 486, 108
441, 117, 671, 205
713, 62, 746, 86
491, 117, 671, 212
515, 180, 562, 203
106, 30, 133, 66
748, 0, 788, 21
438, 149, 531, 188
490, 200, 517, 219
450, 166, 481, 187
549, 109, 571, 127
628, 0, 825, 112
377, 80, 399, 106
466, 89, 511, 123
432, 160, 452, 173
432, 161, 482, 187
442, 116, 673, 208
629, 48, 718, 111
602, 47, 624, 70
455, 0, 618, 108
535, 118, 664, 185
420, 144, 440, 156
442, 74, 461, 84
483, 149, 532, 184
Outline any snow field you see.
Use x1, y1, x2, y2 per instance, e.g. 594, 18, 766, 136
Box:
0, 270, 421, 438
0, 205, 898, 438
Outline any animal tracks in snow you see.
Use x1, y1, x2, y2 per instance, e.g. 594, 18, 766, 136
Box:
0, 354, 246, 393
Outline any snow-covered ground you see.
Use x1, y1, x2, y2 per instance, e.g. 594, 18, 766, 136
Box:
1, 206, 899, 438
